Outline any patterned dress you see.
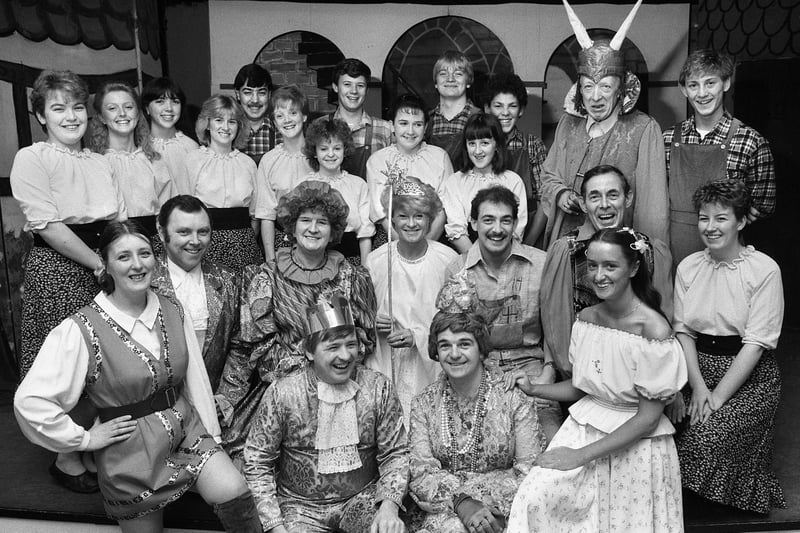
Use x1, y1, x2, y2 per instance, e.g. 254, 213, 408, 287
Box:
217, 247, 377, 464
507, 319, 687, 533
244, 366, 408, 532
14, 292, 220, 520
408, 367, 545, 532
673, 247, 785, 513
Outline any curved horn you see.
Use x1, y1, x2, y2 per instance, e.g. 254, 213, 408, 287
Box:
610, 0, 643, 50
562, 0, 593, 50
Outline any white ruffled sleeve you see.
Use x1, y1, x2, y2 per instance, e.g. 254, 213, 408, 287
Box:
14, 319, 92, 452
633, 338, 688, 402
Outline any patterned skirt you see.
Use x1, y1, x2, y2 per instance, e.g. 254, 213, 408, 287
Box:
676, 349, 786, 513
19, 246, 99, 378
205, 227, 264, 274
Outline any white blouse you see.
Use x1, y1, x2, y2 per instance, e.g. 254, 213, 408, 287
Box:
253, 144, 313, 221
104, 148, 175, 217
187, 147, 256, 216
150, 131, 198, 195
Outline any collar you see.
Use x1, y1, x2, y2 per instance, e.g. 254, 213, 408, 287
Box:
433, 100, 476, 118
506, 128, 524, 145
575, 220, 598, 241
166, 257, 203, 290
585, 111, 619, 135
464, 238, 533, 269
684, 110, 732, 137
251, 118, 270, 133
333, 108, 371, 129
95, 290, 160, 333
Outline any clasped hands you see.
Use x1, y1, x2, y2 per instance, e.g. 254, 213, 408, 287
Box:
666, 388, 722, 426
454, 494, 506, 533
376, 314, 414, 349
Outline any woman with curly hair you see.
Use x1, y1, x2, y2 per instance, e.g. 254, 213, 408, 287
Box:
186, 94, 261, 271
87, 81, 175, 237
141, 77, 198, 195
303, 117, 374, 264
216, 180, 377, 466
668, 179, 785, 513
365, 176, 457, 423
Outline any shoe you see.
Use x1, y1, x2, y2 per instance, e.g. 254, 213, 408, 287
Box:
48, 461, 100, 493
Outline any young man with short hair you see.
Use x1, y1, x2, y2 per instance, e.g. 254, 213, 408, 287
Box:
322, 58, 393, 179
484, 73, 548, 244
244, 295, 408, 533
664, 49, 776, 264
234, 63, 280, 165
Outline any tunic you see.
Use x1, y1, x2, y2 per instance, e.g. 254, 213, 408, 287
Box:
673, 246, 785, 512
540, 111, 669, 245
244, 366, 408, 531
103, 148, 175, 217
364, 240, 458, 423
9, 142, 127, 376
441, 170, 528, 241
216, 248, 377, 464
150, 131, 198, 195
253, 144, 313, 221
365, 143, 453, 223
507, 319, 687, 533
14, 292, 220, 520
408, 367, 545, 533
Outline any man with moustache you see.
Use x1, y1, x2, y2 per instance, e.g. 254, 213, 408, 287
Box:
151, 195, 239, 390
539, 165, 673, 375
438, 186, 561, 441
234, 63, 280, 166
540, 0, 668, 246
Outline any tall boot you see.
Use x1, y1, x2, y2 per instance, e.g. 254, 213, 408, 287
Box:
213, 491, 263, 533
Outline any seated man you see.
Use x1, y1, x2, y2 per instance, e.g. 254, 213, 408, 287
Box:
151, 194, 239, 390
540, 165, 673, 374
244, 295, 408, 533
438, 186, 561, 441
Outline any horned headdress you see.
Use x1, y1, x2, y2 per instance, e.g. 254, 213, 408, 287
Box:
562, 0, 643, 116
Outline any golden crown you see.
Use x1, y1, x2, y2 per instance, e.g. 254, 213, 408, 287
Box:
306, 294, 355, 336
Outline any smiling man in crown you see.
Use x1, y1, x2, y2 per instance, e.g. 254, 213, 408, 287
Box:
540, 0, 669, 248
244, 294, 408, 533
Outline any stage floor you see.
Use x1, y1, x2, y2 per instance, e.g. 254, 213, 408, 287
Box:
1, 328, 799, 532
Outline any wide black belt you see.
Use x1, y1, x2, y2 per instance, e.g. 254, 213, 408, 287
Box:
97, 385, 182, 422
33, 220, 109, 249
207, 207, 250, 230
128, 215, 158, 237
696, 333, 742, 355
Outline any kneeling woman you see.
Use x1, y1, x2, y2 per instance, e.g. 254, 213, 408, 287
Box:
506, 228, 687, 533
408, 308, 545, 533
14, 221, 260, 532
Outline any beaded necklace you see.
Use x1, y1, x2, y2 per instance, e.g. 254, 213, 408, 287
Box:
440, 369, 489, 473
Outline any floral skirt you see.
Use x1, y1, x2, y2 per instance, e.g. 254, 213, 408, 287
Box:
507, 416, 683, 533
676, 350, 785, 513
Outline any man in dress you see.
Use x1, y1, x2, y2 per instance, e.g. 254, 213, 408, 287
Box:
244, 295, 408, 533
540, 0, 668, 247
151, 195, 239, 390
317, 58, 393, 179
234, 63, 280, 165
663, 49, 776, 264
540, 165, 673, 374
439, 186, 561, 441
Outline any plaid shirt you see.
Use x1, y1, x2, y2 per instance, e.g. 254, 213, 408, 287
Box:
428, 101, 479, 138
331, 109, 393, 151
244, 119, 281, 165
506, 129, 548, 203
663, 111, 776, 216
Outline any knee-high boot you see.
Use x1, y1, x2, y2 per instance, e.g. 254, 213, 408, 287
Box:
213, 491, 263, 533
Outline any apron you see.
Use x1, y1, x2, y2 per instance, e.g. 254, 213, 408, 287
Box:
333, 113, 372, 180
668, 118, 740, 265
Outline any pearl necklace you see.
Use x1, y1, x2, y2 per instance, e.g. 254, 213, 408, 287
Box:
440, 370, 489, 473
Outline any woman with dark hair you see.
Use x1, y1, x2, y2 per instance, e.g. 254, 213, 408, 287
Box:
408, 307, 544, 533
216, 180, 377, 466
441, 113, 527, 253
15, 221, 261, 532
506, 228, 687, 532
303, 117, 374, 264
668, 179, 785, 513
365, 176, 457, 423
10, 69, 127, 492
87, 81, 175, 236
186, 94, 260, 272
141, 77, 198, 194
